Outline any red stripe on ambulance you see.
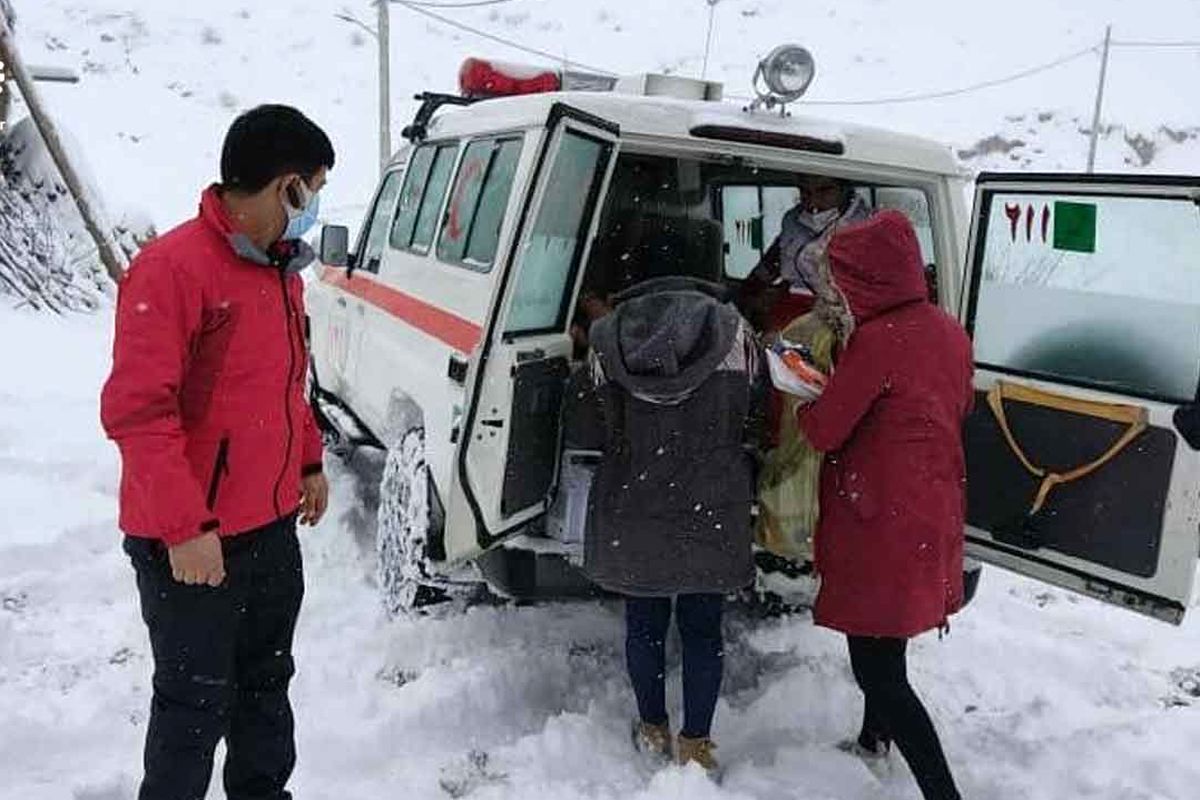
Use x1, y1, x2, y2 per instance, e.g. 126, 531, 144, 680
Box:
321, 267, 482, 354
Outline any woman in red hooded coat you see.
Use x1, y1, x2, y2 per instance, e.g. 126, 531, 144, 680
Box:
797, 210, 973, 800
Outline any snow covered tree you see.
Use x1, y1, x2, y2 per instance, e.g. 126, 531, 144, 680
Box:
0, 118, 126, 312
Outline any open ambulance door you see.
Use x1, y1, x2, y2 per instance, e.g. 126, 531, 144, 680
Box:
444, 103, 619, 563
961, 173, 1200, 624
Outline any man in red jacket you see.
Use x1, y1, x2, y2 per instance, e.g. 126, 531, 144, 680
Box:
101, 105, 334, 800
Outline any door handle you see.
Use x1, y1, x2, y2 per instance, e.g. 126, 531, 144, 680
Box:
480, 418, 504, 429
516, 348, 546, 363
448, 354, 469, 385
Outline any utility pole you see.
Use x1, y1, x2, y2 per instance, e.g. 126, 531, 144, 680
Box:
1086, 25, 1112, 174
0, 1, 13, 131
0, 56, 9, 131
0, 7, 127, 281
701, 0, 719, 80
336, 4, 391, 175
377, 0, 392, 173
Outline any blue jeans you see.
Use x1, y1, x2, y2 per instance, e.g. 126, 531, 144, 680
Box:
625, 593, 724, 739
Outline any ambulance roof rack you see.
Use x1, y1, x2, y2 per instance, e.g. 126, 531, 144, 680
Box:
403, 58, 728, 144
402, 92, 479, 144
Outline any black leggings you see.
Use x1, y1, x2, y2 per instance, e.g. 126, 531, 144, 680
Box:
847, 636, 961, 800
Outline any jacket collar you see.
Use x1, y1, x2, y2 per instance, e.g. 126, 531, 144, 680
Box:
199, 184, 316, 274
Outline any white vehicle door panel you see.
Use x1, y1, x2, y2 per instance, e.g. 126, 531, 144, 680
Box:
962, 173, 1200, 624
305, 266, 346, 396
319, 169, 406, 406
444, 104, 620, 563
351, 132, 535, 503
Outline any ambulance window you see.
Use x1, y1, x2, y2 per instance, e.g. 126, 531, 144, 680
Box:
874, 187, 935, 265
969, 191, 1200, 402
410, 144, 459, 252
389, 145, 435, 249
437, 135, 523, 271
721, 185, 800, 280
358, 169, 405, 273
390, 142, 458, 252
506, 131, 612, 336
719, 183, 937, 279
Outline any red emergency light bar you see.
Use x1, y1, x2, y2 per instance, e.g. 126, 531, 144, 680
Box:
459, 57, 561, 99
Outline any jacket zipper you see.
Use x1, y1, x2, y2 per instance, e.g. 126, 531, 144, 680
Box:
206, 435, 231, 511
274, 271, 297, 519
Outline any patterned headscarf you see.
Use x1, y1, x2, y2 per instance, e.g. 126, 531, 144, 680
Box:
805, 224, 857, 349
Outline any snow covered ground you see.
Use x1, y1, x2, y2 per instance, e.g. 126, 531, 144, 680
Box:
2, 305, 1200, 799
3, 0, 1200, 798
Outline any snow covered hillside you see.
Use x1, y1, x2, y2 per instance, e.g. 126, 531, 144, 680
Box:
2, 306, 1199, 799
9, 0, 1200, 234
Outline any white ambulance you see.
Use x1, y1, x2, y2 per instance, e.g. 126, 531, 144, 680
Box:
308, 49, 1200, 618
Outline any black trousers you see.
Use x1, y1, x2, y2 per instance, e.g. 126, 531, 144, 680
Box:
125, 516, 304, 800
847, 636, 961, 800
625, 593, 724, 739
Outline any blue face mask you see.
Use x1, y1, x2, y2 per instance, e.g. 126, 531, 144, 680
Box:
282, 181, 320, 241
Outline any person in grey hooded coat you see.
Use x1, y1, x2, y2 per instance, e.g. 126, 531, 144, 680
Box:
571, 276, 762, 773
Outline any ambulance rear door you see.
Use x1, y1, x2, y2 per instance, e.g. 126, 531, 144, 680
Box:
961, 173, 1200, 624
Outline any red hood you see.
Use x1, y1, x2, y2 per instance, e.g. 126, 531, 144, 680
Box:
828, 210, 929, 324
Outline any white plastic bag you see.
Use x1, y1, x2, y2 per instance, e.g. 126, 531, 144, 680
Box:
765, 348, 825, 402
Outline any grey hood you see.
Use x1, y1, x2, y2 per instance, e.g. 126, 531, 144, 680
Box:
589, 277, 742, 405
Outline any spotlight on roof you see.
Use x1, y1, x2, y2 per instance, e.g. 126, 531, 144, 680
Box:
748, 44, 815, 115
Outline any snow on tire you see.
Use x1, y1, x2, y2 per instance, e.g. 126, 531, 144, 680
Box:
376, 428, 431, 615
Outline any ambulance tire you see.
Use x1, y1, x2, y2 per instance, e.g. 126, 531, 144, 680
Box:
376, 428, 450, 615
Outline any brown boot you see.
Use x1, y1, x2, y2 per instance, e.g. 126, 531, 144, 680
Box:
631, 720, 673, 760
676, 735, 720, 775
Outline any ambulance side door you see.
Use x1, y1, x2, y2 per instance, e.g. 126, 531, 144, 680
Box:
443, 104, 619, 563
312, 167, 406, 403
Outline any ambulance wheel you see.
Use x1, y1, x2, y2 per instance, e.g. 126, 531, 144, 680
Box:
376, 428, 448, 614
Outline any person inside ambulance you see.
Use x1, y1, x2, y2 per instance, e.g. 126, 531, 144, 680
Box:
569, 287, 614, 356
736, 175, 871, 333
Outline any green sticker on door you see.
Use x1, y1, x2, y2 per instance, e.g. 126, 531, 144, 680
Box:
1053, 201, 1097, 254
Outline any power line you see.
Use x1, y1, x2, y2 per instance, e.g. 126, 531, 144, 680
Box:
380, 7, 1189, 110
335, 11, 378, 39
799, 44, 1100, 106
391, 0, 614, 75
391, 0, 518, 8
1111, 39, 1200, 49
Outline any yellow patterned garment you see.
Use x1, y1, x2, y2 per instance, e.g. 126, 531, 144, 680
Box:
755, 313, 836, 562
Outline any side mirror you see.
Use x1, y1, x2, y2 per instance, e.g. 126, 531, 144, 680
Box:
319, 225, 350, 268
